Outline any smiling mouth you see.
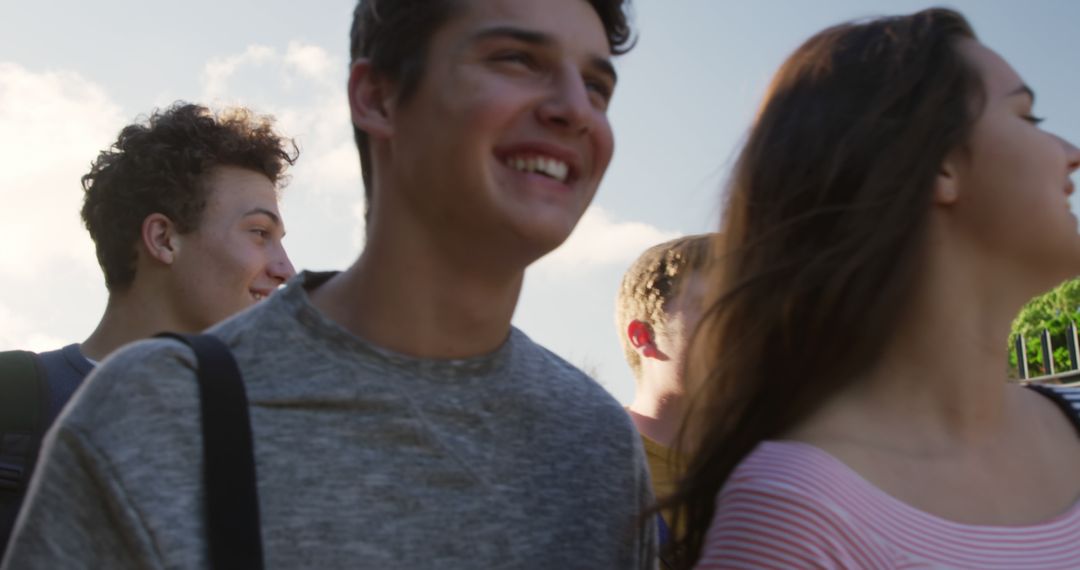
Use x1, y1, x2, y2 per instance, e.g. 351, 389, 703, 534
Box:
250, 290, 268, 301
503, 154, 570, 184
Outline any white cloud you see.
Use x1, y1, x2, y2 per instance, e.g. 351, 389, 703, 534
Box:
0, 304, 67, 352
202, 44, 276, 100
0, 63, 122, 349
284, 41, 336, 84
536, 207, 681, 271
0, 62, 125, 280
307, 140, 363, 189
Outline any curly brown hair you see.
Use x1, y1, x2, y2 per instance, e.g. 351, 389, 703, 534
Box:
80, 102, 299, 292
348, 0, 636, 216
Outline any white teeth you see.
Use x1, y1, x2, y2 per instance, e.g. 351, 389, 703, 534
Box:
505, 155, 570, 183
550, 160, 568, 181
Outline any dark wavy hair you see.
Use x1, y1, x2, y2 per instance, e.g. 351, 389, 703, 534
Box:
80, 102, 299, 292
663, 8, 983, 567
348, 0, 635, 214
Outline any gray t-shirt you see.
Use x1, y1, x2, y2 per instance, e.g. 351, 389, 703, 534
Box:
2, 271, 656, 569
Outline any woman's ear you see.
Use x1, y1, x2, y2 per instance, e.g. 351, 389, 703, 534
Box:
141, 213, 179, 264
934, 153, 961, 206
348, 59, 395, 140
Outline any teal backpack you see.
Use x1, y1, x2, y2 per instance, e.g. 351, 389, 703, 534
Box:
0, 350, 47, 557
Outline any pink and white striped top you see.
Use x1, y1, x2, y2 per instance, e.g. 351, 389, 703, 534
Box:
695, 438, 1080, 569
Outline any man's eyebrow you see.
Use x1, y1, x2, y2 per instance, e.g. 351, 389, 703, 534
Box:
471, 25, 553, 47
243, 208, 281, 226
244, 208, 287, 236
1009, 84, 1036, 103
471, 26, 617, 85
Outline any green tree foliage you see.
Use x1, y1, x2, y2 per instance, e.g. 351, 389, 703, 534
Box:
1009, 278, 1080, 378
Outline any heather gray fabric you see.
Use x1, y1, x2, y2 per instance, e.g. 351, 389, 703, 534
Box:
2, 271, 656, 569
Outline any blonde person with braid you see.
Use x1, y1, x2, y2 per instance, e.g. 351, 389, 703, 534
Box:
616, 233, 712, 562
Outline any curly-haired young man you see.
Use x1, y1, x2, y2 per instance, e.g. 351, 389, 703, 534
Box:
0, 102, 296, 558
3, 1, 652, 569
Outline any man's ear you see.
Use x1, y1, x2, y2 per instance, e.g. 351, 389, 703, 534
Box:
348, 59, 395, 140
141, 213, 180, 265
628, 320, 665, 361
934, 153, 961, 206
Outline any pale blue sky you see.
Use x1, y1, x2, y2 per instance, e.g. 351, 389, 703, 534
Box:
1, 1, 1078, 402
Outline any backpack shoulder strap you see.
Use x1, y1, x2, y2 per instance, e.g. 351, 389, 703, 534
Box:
0, 350, 47, 492
0, 350, 48, 559
1026, 383, 1080, 437
156, 333, 264, 570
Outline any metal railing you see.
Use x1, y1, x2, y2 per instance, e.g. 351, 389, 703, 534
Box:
1016, 321, 1080, 384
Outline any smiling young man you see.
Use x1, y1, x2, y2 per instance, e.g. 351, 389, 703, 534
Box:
0, 102, 296, 560
1, 1, 651, 569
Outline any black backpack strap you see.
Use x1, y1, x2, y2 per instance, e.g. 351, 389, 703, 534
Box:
0, 350, 48, 559
0, 351, 47, 489
1026, 383, 1080, 437
156, 333, 264, 570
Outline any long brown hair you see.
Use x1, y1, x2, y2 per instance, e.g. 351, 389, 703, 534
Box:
664, 9, 983, 567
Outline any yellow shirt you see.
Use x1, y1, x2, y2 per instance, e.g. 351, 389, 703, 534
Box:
641, 435, 683, 529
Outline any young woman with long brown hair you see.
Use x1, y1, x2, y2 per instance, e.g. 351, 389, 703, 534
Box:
667, 8, 1080, 568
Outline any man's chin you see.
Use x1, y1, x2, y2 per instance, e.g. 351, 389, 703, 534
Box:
512, 223, 577, 264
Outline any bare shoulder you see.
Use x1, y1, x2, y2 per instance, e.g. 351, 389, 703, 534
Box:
1015, 382, 1080, 455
